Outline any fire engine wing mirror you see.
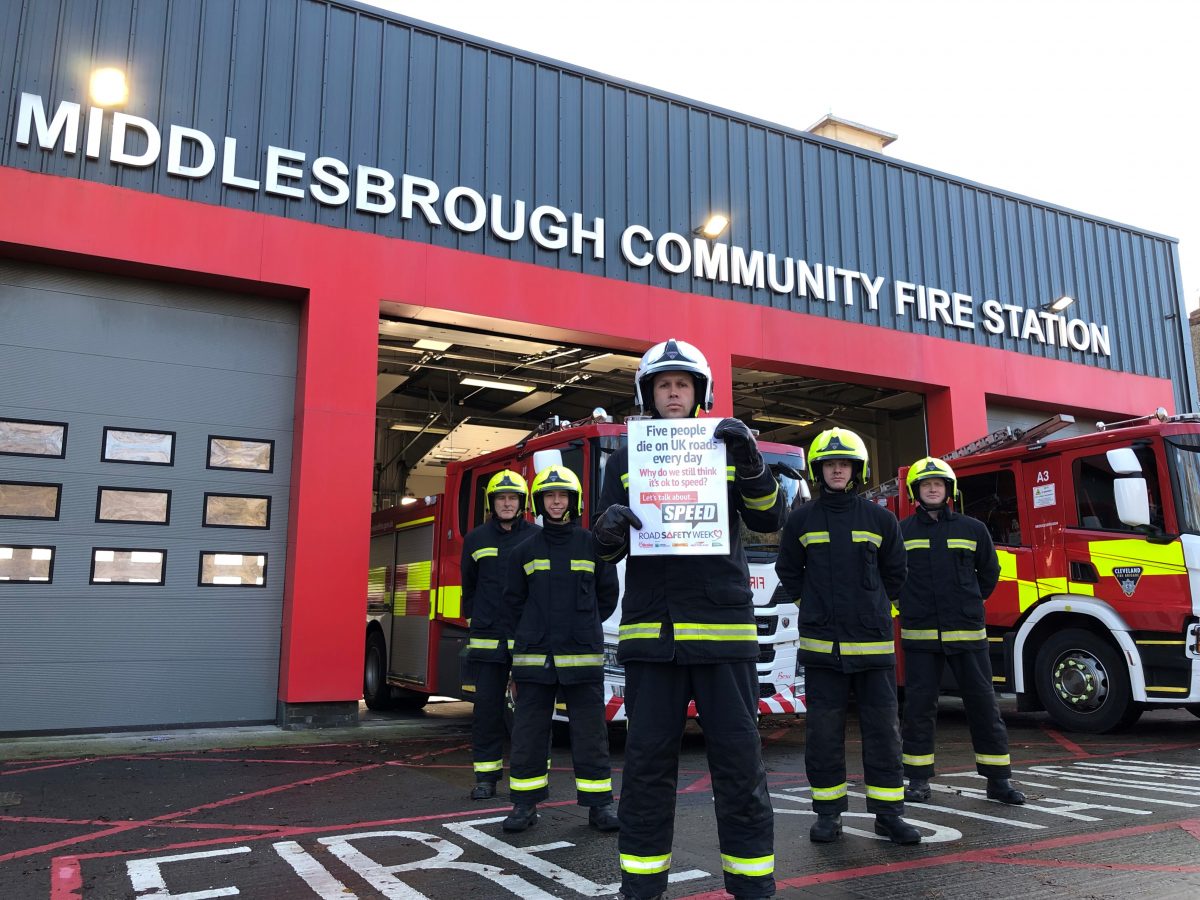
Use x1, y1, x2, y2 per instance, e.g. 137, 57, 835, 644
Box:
1106, 447, 1143, 475
1113, 477, 1151, 528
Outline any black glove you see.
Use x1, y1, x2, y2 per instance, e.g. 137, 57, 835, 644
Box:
593, 504, 643, 549
714, 417, 764, 478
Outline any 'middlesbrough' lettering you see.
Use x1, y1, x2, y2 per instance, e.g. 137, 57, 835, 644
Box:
15, 92, 1111, 356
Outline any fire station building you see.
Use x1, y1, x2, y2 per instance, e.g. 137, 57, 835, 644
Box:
0, 0, 1193, 734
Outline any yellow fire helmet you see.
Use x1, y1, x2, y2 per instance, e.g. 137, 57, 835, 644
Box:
530, 464, 583, 519
484, 469, 529, 515
905, 456, 959, 505
807, 427, 870, 484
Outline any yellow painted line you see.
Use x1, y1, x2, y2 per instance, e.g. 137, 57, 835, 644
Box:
396, 516, 435, 531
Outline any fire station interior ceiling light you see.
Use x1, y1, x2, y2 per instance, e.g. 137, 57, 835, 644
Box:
697, 214, 730, 239
89, 67, 129, 107
460, 376, 535, 393
1045, 295, 1075, 313
413, 338, 453, 351
399, 492, 418, 505
755, 413, 815, 427
388, 421, 452, 434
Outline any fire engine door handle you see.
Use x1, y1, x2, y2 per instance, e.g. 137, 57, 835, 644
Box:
1069, 560, 1099, 584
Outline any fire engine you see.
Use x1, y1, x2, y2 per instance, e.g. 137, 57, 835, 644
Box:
870, 409, 1200, 733
364, 413, 809, 724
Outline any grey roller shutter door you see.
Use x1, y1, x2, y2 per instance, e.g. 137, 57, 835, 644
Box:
0, 261, 297, 733
985, 403, 1097, 443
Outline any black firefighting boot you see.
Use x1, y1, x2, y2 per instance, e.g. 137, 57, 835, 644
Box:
986, 778, 1026, 805
617, 893, 664, 900
904, 777, 932, 802
470, 781, 496, 800
809, 813, 843, 843
501, 803, 538, 832
588, 803, 620, 832
874, 814, 922, 845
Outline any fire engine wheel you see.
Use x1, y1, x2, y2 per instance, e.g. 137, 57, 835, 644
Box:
363, 632, 395, 711
1034, 628, 1139, 733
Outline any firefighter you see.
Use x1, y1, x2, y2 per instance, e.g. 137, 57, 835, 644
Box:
592, 339, 784, 900
461, 469, 539, 801
501, 464, 621, 834
776, 427, 921, 845
898, 457, 1026, 806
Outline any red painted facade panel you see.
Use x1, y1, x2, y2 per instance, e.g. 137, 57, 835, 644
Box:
0, 166, 1176, 704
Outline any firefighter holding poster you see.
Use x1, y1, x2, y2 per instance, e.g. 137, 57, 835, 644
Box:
592, 339, 785, 900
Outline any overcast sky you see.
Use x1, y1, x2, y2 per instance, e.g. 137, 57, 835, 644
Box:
368, 0, 1198, 315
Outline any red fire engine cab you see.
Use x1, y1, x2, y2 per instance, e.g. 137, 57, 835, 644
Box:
874, 410, 1200, 733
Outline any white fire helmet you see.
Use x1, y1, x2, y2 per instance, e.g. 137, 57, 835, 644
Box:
634, 339, 714, 417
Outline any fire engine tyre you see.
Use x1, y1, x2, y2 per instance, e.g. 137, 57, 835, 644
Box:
363, 632, 395, 711
1034, 628, 1140, 734
389, 688, 431, 711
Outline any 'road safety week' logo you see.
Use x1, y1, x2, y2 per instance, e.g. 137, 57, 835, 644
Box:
1113, 565, 1143, 597
639, 491, 719, 527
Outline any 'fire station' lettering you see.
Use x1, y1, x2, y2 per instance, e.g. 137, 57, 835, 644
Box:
14, 92, 1110, 357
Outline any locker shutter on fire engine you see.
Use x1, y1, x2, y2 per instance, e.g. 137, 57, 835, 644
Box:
0, 261, 296, 732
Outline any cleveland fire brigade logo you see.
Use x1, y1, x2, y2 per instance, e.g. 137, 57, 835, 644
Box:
1113, 565, 1143, 597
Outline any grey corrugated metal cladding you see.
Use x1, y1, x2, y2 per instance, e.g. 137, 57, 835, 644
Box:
1, 0, 1192, 408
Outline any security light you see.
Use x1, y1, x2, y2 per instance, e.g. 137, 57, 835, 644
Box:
1045, 295, 1075, 313
697, 214, 730, 239
89, 68, 128, 107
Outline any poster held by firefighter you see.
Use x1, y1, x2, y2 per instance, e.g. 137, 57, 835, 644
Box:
627, 418, 730, 556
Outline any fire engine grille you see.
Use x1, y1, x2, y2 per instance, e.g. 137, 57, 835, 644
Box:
758, 646, 777, 665
756, 615, 778, 636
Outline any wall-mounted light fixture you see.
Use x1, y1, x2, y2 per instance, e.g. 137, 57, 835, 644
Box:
695, 214, 730, 239
1043, 295, 1075, 313
399, 492, 418, 505
89, 67, 129, 107
460, 376, 535, 393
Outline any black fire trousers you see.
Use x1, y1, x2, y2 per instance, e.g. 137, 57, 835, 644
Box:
901, 649, 1012, 779
618, 660, 775, 900
804, 665, 905, 815
470, 660, 510, 785
509, 679, 613, 807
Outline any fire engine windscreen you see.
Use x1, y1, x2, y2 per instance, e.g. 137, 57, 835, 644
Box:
741, 452, 806, 563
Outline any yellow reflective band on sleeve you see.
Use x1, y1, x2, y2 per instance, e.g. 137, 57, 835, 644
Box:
866, 785, 905, 802
975, 753, 1011, 766
799, 636, 834, 653
507, 639, 516, 649
841, 641, 895, 655
741, 485, 779, 511
468, 638, 500, 650
523, 558, 551, 575
575, 777, 612, 793
942, 629, 988, 642
570, 559, 596, 573
810, 782, 847, 801
619, 622, 662, 641
510, 773, 549, 792
904, 539, 930, 551
901, 629, 939, 641
852, 531, 882, 547
512, 654, 547, 667
726, 465, 736, 483
554, 653, 604, 667
947, 538, 977, 551
721, 854, 775, 877
800, 531, 830, 546
903, 753, 935, 767
673, 622, 758, 642
620, 853, 672, 875
473, 759, 503, 773
471, 546, 499, 561
620, 473, 630, 488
